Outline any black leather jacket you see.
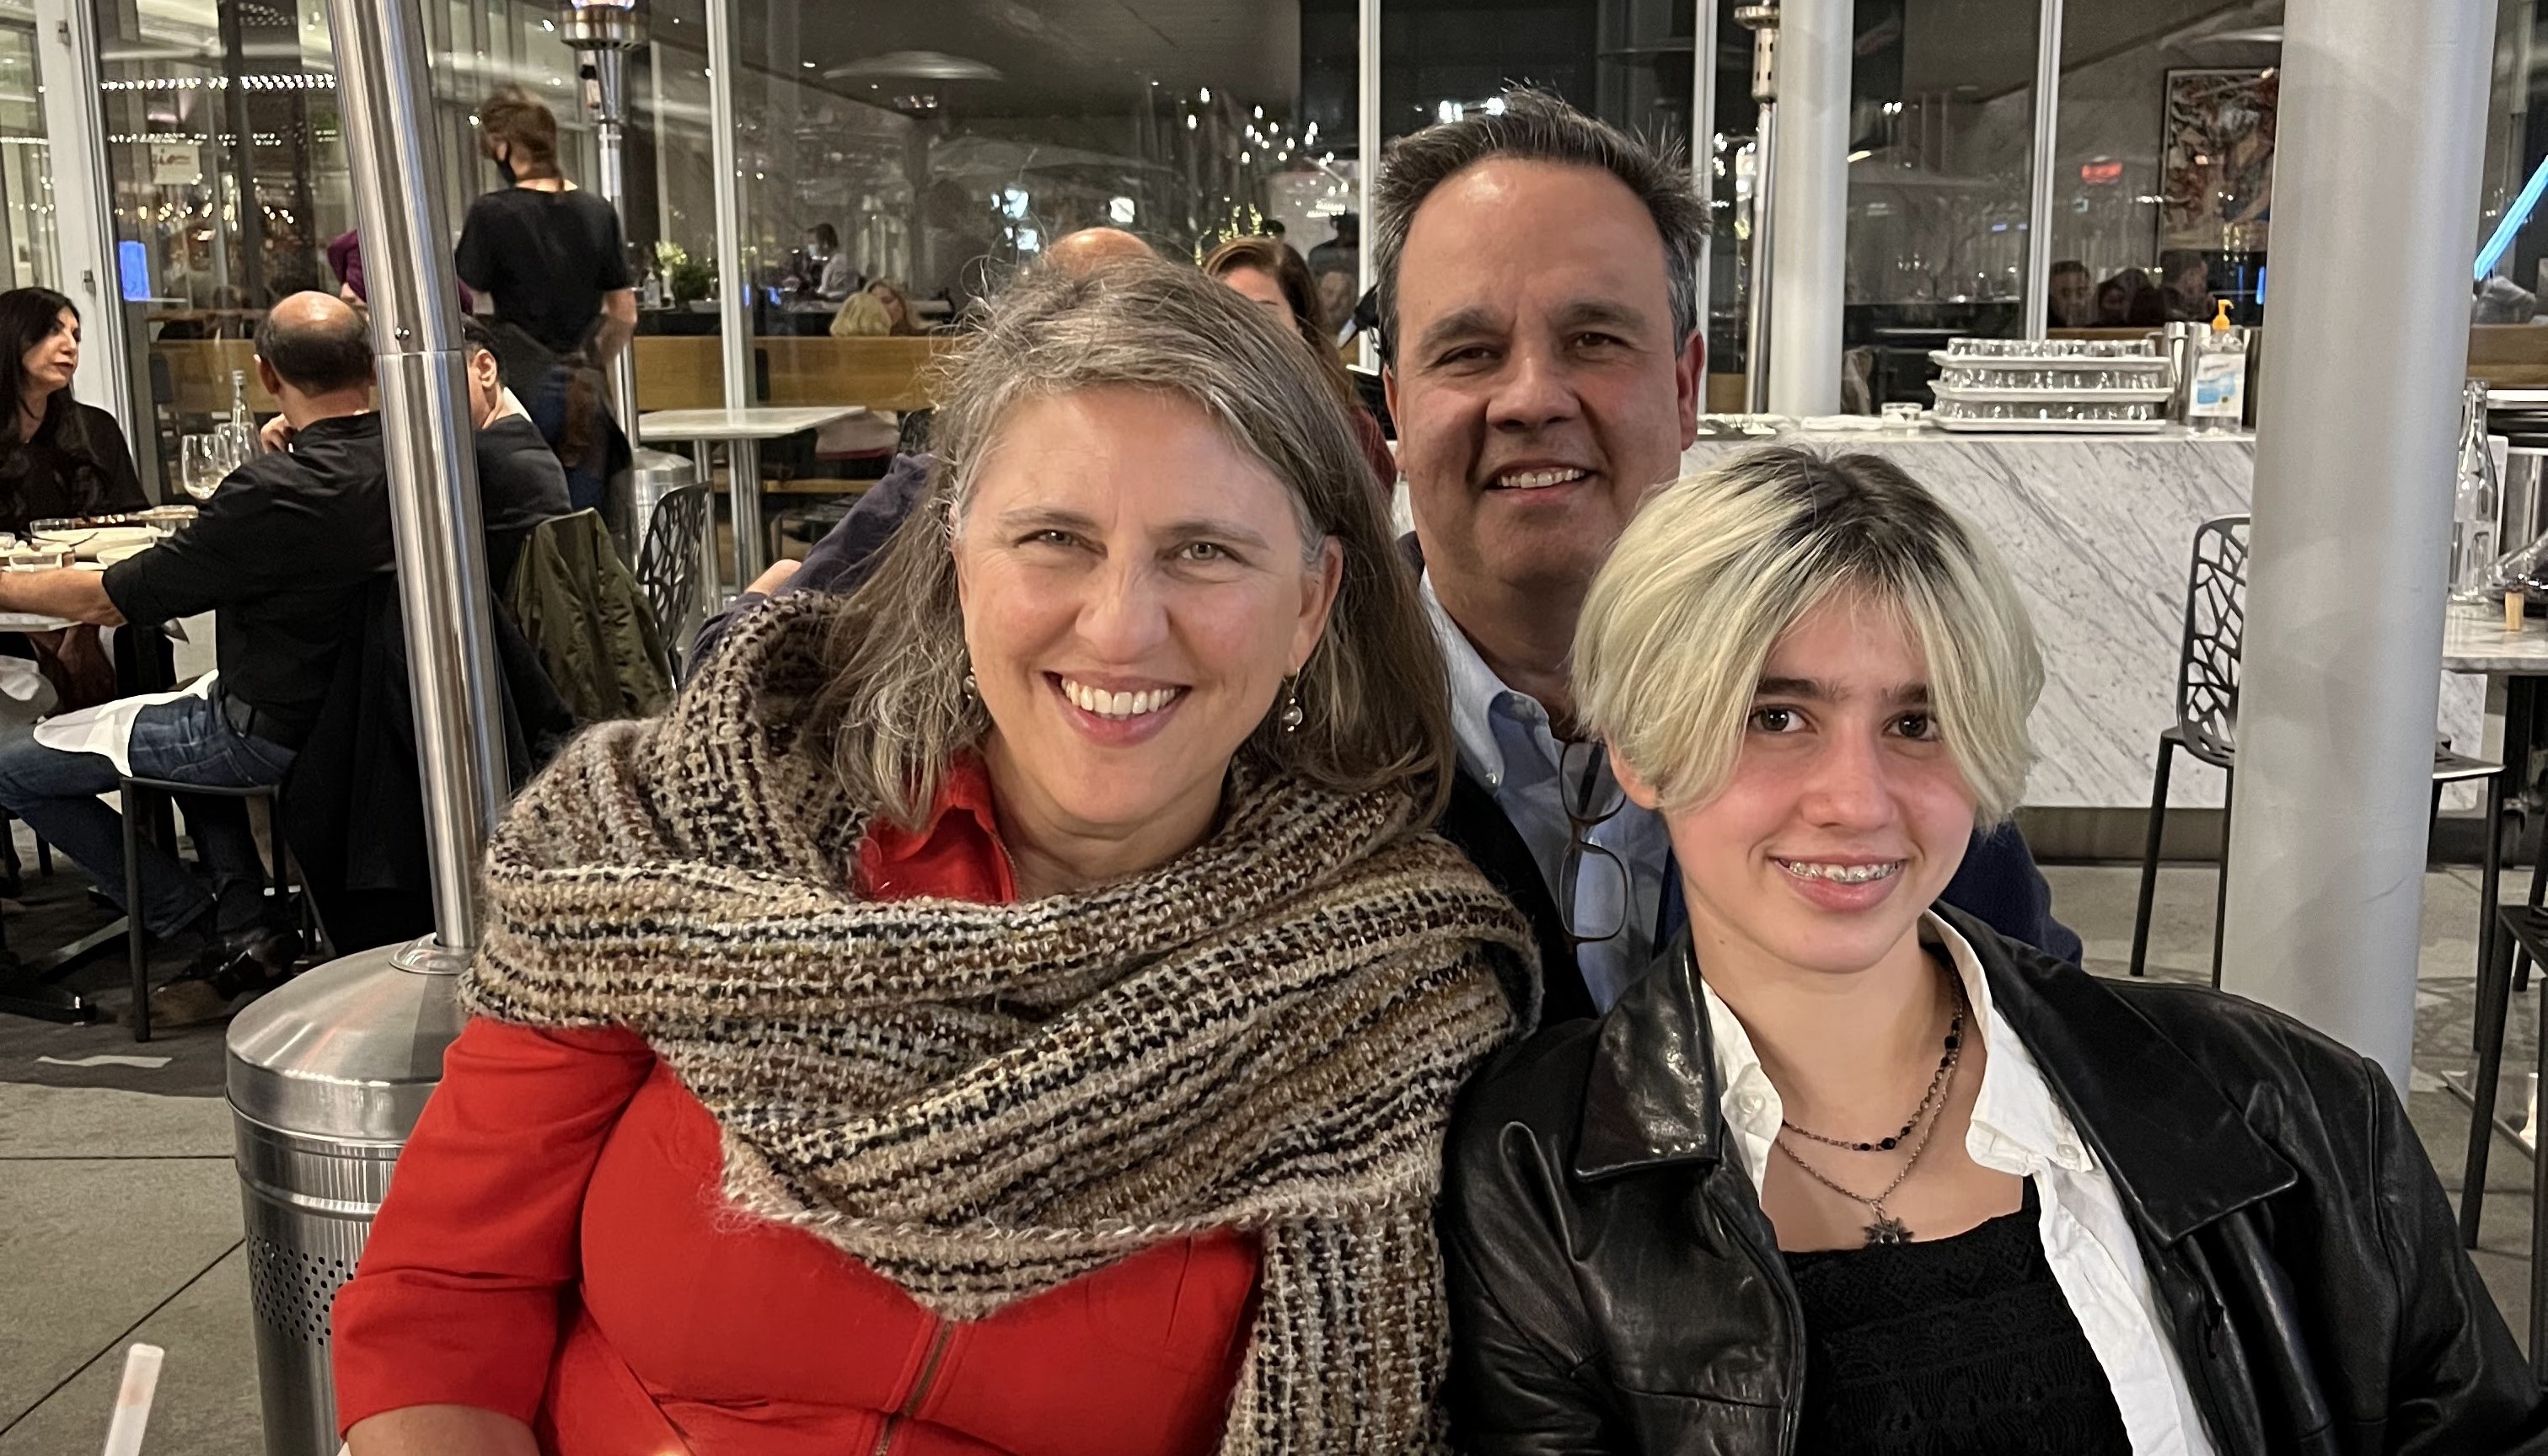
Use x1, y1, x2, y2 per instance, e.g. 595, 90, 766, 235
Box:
1441, 907, 2548, 1455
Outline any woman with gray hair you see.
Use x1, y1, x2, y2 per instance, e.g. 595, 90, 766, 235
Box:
1441, 447, 2545, 1453
329, 260, 1534, 1454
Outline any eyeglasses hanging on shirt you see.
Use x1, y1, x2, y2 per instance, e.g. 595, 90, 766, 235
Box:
1558, 738, 1630, 950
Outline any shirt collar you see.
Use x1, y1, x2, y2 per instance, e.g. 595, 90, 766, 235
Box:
856, 754, 1010, 895
1422, 569, 1550, 788
289, 411, 381, 447
1698, 912, 2097, 1192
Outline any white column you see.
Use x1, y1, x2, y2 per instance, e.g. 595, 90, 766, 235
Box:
1762, 0, 1845, 416
32, 0, 134, 434
704, 0, 759, 582
1691, 0, 1717, 372
2020, 0, 2064, 341
2218, 0, 2495, 1085
1357, 0, 1381, 371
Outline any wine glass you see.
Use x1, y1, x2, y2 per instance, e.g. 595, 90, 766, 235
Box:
180, 434, 222, 501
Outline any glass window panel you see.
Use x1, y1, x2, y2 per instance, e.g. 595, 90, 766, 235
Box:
1380, 1, 1704, 382
0, 3, 52, 292
94, 0, 676, 496
1847, 0, 2041, 406
2474, 1, 2548, 386
2048, 2, 2277, 336
721, 0, 1355, 568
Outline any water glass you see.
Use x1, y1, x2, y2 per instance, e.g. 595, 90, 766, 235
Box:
180, 434, 223, 501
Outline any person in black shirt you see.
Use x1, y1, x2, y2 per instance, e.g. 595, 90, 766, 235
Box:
0, 286, 147, 536
459, 317, 571, 587
0, 292, 394, 1024
271, 317, 570, 587
455, 89, 633, 512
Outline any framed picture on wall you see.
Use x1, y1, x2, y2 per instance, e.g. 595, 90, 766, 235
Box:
2159, 67, 2278, 252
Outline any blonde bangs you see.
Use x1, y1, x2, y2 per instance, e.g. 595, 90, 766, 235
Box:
1574, 448, 2043, 824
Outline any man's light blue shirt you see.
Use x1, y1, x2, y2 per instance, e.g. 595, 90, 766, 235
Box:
1421, 571, 1671, 1010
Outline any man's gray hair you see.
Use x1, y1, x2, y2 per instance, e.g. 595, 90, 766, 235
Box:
1372, 88, 1710, 362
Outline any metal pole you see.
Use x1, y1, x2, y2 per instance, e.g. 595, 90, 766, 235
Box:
1765, 0, 1843, 415
1735, 3, 1777, 413
704, 0, 759, 587
322, 0, 507, 953
593, 51, 641, 433
217, 0, 269, 309
33, 0, 134, 436
2218, 0, 2494, 1087
2023, 0, 2065, 340
1357, 0, 1381, 372
566, 0, 644, 436
1692, 0, 1718, 383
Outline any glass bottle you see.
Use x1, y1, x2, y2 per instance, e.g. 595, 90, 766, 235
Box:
2455, 379, 2502, 601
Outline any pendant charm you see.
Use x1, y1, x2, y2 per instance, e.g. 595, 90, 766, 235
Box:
1864, 1212, 1912, 1245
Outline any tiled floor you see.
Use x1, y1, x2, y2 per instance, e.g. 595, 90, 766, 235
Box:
0, 853, 2538, 1453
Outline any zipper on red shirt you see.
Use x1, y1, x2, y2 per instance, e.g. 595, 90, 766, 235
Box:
871, 1318, 957, 1456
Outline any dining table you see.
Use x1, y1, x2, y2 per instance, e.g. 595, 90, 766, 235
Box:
636, 406, 869, 594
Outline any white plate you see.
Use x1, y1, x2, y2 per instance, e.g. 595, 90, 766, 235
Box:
36, 526, 159, 561
94, 541, 154, 565
1934, 415, 2170, 434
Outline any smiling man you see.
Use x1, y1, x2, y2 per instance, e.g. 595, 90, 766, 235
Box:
1377, 90, 2075, 1020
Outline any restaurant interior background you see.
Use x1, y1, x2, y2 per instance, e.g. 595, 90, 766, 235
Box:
7, 0, 2542, 493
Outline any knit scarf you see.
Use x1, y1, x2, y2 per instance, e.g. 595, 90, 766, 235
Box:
459, 595, 1537, 1453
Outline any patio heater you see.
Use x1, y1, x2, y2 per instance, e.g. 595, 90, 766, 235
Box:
223, 0, 506, 1448
1736, 2, 1779, 414
565, 0, 645, 437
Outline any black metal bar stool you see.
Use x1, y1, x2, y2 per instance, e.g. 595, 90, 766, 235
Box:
2129, 516, 2502, 987
120, 775, 287, 1042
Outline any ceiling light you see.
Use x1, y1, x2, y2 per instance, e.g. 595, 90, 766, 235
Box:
824, 50, 1003, 83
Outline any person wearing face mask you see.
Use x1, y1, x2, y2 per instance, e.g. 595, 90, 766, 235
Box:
793, 223, 861, 304
0, 286, 144, 536
1443, 447, 2548, 1453
329, 260, 1533, 1456
455, 88, 635, 511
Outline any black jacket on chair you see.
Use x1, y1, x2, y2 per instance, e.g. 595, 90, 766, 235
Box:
281, 576, 573, 955
1441, 907, 2548, 1456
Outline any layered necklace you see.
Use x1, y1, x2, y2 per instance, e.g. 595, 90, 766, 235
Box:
1769, 963, 1969, 1246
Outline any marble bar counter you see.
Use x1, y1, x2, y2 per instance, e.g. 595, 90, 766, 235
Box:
1678, 425, 2485, 811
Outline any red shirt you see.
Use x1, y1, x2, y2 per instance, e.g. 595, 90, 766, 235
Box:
332, 761, 1262, 1454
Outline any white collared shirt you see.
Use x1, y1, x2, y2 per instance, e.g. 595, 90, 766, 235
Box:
1420, 571, 1671, 1009
1698, 913, 2220, 1456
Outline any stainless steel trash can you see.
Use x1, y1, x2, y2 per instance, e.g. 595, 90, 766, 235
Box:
226, 939, 466, 1456
626, 447, 696, 565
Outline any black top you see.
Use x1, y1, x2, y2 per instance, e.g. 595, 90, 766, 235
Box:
477, 413, 572, 589
0, 400, 148, 536
475, 414, 571, 536
454, 186, 632, 356
1785, 1183, 2132, 1456
103, 413, 394, 737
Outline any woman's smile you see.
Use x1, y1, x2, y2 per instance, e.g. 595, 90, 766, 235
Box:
1052, 672, 1190, 742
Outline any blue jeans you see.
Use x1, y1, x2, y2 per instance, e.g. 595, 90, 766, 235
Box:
0, 693, 295, 939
